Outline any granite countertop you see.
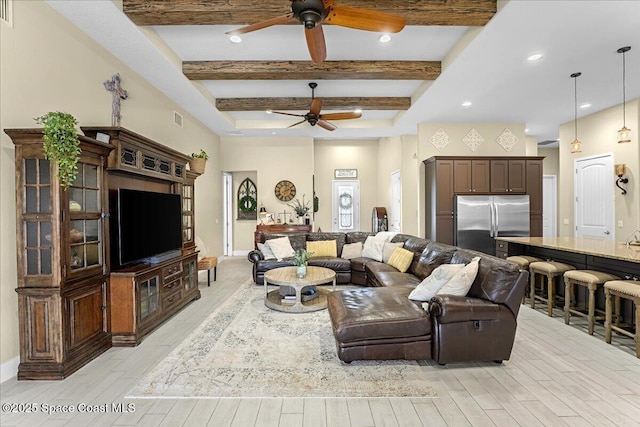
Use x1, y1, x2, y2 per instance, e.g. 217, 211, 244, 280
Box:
496, 236, 640, 263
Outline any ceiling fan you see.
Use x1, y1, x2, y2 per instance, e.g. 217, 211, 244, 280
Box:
271, 82, 362, 131
226, 0, 406, 63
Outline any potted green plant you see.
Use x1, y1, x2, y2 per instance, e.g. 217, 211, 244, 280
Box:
287, 195, 311, 224
34, 111, 80, 190
189, 149, 209, 174
293, 248, 312, 278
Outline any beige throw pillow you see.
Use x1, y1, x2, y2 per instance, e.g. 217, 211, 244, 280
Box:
437, 256, 481, 297
265, 236, 295, 261
408, 263, 465, 301
382, 242, 404, 263
361, 236, 386, 262
306, 240, 337, 257
387, 247, 413, 273
341, 242, 363, 259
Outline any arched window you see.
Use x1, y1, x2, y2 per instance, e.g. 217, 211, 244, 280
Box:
237, 178, 257, 220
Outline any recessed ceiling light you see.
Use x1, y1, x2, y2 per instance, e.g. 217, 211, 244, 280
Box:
271, 131, 277, 135
354, 108, 363, 114
525, 128, 530, 133
265, 109, 273, 114
461, 101, 472, 108
229, 35, 242, 43
379, 34, 391, 43
579, 103, 592, 109
527, 53, 543, 61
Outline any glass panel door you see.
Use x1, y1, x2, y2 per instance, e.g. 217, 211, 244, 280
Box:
332, 180, 360, 232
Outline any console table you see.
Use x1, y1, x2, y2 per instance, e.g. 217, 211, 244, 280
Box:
254, 224, 312, 249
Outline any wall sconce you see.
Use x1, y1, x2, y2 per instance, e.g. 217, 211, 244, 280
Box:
615, 164, 628, 195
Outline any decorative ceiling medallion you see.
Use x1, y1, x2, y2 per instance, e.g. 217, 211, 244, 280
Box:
496, 129, 518, 151
463, 128, 484, 152
430, 129, 451, 151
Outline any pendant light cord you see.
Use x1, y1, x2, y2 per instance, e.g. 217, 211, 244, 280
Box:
622, 49, 626, 127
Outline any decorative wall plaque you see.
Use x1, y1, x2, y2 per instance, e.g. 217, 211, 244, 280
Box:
463, 128, 485, 152
496, 129, 518, 151
430, 129, 451, 151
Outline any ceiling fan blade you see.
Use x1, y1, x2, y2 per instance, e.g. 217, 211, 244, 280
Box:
305, 25, 327, 64
325, 6, 406, 33
271, 111, 305, 118
319, 112, 362, 121
321, 0, 335, 8
317, 120, 337, 131
287, 119, 308, 128
310, 99, 323, 116
226, 13, 294, 35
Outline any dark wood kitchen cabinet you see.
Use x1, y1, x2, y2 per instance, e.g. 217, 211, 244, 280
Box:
424, 156, 544, 245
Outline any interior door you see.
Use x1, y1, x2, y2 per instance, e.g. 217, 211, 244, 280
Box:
332, 180, 360, 232
575, 154, 614, 240
390, 170, 401, 231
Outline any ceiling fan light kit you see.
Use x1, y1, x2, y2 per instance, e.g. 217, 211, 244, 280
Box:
225, 0, 406, 64
270, 82, 362, 131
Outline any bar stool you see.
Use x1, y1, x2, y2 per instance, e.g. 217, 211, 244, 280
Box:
198, 256, 218, 286
604, 280, 640, 358
506, 256, 542, 304
563, 270, 619, 335
529, 261, 575, 317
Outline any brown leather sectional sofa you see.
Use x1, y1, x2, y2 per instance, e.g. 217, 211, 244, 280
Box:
248, 231, 529, 365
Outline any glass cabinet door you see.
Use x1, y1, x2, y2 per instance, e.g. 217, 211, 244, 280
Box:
67, 162, 103, 275
182, 182, 194, 246
23, 158, 53, 277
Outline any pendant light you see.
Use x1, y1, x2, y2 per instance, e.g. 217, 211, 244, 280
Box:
570, 72, 582, 153
617, 46, 631, 143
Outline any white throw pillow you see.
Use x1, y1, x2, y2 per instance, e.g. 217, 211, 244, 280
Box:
265, 236, 295, 261
361, 236, 386, 262
437, 256, 481, 297
382, 242, 404, 263
408, 263, 465, 301
375, 231, 399, 242
341, 242, 363, 259
194, 236, 208, 261
258, 242, 276, 260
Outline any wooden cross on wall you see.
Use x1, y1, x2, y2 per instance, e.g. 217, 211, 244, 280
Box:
103, 73, 128, 127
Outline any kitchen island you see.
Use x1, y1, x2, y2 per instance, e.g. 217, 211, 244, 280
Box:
496, 236, 639, 323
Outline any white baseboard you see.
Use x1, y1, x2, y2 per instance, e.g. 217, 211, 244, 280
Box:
1, 356, 19, 383
232, 250, 250, 256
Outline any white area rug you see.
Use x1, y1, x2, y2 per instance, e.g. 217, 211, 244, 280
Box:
127, 282, 437, 398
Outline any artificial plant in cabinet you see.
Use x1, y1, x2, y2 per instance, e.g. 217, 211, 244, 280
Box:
6, 128, 113, 380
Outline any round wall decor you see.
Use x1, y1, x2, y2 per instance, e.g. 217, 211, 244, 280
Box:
274, 180, 296, 202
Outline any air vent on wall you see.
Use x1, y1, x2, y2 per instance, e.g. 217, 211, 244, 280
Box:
538, 140, 558, 146
1, 0, 13, 26
173, 111, 183, 128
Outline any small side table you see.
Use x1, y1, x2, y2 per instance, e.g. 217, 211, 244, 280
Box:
198, 257, 218, 286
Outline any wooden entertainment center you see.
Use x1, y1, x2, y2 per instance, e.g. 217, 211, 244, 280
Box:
7, 127, 202, 380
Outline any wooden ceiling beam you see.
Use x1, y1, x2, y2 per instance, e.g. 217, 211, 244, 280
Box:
184, 61, 440, 81
123, 0, 496, 27
216, 97, 410, 111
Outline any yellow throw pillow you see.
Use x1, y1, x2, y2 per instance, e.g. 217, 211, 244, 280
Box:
388, 247, 414, 273
306, 240, 337, 258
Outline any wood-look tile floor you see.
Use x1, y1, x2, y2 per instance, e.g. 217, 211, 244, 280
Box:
1, 257, 639, 427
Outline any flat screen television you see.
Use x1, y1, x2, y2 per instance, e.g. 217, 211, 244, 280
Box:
113, 188, 182, 267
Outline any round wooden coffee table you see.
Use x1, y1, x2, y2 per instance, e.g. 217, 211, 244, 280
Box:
263, 266, 336, 313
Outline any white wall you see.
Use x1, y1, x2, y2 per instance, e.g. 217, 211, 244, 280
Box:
0, 1, 222, 373
558, 99, 639, 239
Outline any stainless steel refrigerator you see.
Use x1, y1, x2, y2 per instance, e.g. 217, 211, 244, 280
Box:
454, 195, 530, 255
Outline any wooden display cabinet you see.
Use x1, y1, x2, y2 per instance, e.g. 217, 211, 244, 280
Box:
7, 129, 114, 380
